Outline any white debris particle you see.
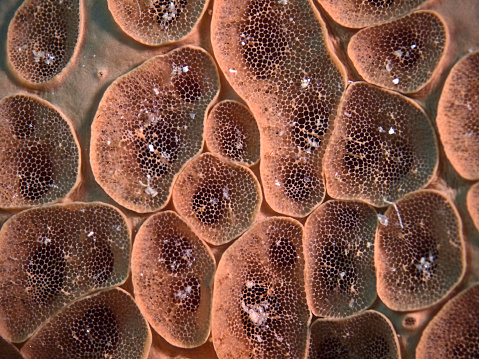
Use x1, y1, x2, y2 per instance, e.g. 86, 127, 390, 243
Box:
393, 78, 400, 85
389, 127, 395, 134
149, 144, 154, 152
275, 179, 281, 186
229, 68, 237, 73
182, 65, 189, 72
393, 49, 403, 58
378, 214, 389, 226
190, 113, 196, 119
87, 231, 94, 237
301, 78, 311, 88
223, 186, 230, 200
378, 126, 385, 133
153, 87, 159, 95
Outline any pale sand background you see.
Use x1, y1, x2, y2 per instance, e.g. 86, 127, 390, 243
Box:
0, 0, 478, 358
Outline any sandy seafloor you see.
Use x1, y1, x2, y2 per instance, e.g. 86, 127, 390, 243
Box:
0, 0, 478, 358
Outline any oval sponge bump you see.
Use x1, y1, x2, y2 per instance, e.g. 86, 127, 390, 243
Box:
304, 200, 378, 318
0, 94, 80, 208
90, 46, 219, 213
375, 190, 465, 311
316, 0, 427, 28
308, 310, 400, 359
172, 153, 262, 246
212, 217, 310, 359
324, 82, 438, 208
131, 211, 215, 348
7, 0, 84, 87
436, 50, 479, 180
416, 284, 479, 359
21, 288, 151, 359
205, 100, 260, 166
212, 0, 346, 217
108, 0, 207, 46
0, 202, 131, 343
348, 11, 448, 94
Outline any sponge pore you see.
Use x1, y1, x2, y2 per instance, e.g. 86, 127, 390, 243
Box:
7, 0, 83, 86
212, 217, 310, 359
108, 0, 207, 46
21, 288, 151, 359
436, 50, 479, 180
348, 11, 448, 93
0, 94, 80, 208
316, 0, 428, 28
172, 153, 262, 245
324, 82, 438, 207
131, 211, 215, 348
304, 200, 378, 318
375, 190, 465, 311
308, 310, 400, 359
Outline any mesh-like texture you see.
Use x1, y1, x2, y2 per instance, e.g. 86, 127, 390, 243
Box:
348, 11, 447, 93
436, 50, 479, 180
0, 202, 131, 342
0, 94, 80, 208
21, 288, 151, 359
375, 190, 465, 311
211, 0, 346, 217
172, 153, 262, 246
308, 310, 400, 359
212, 217, 310, 359
108, 0, 207, 46
7, 0, 82, 86
324, 82, 438, 207
467, 182, 479, 232
416, 284, 479, 359
316, 0, 427, 28
90, 46, 219, 213
304, 200, 377, 318
205, 100, 260, 166
131, 211, 215, 348
0, 336, 23, 359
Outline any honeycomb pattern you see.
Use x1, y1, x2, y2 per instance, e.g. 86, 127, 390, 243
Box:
90, 46, 219, 213
172, 153, 262, 245
348, 11, 448, 93
0, 0, 476, 357
416, 284, 479, 359
0, 94, 80, 208
308, 310, 400, 359
375, 190, 465, 311
21, 288, 151, 359
436, 50, 479, 180
7, 0, 83, 86
212, 0, 346, 217
316, 0, 428, 28
212, 217, 310, 359
108, 0, 207, 46
131, 211, 215, 348
324, 82, 438, 207
205, 100, 260, 166
304, 200, 378, 318
0, 202, 131, 342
